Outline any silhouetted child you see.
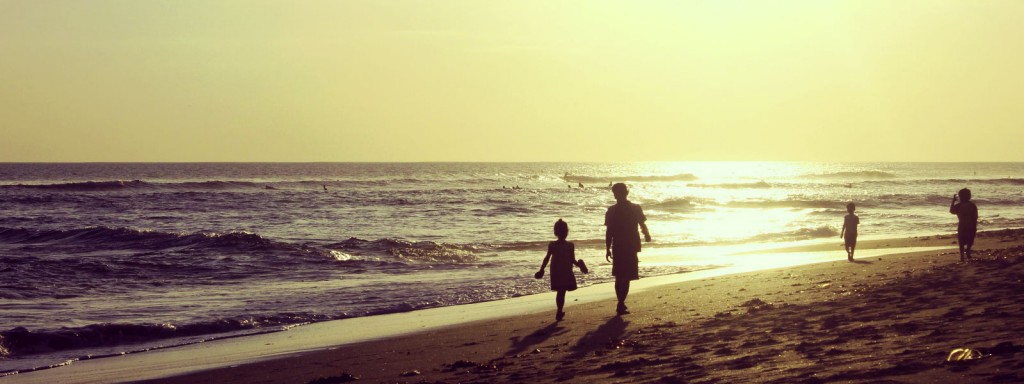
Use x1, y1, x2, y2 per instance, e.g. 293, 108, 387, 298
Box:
950, 188, 978, 261
535, 219, 588, 321
840, 203, 859, 261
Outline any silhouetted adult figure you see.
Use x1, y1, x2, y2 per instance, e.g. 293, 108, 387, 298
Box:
605, 183, 651, 315
949, 188, 978, 261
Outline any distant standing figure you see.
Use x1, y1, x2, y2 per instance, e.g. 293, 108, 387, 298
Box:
605, 183, 651, 315
840, 203, 859, 261
950, 188, 978, 261
535, 219, 587, 321
578, 182, 585, 189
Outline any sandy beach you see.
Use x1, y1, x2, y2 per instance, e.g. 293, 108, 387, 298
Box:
7, 229, 1018, 384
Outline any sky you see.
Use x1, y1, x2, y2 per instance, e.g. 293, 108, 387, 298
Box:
1, 0, 1022, 162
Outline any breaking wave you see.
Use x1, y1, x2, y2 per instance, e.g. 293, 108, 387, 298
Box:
0, 227, 486, 268
750, 225, 839, 242
688, 181, 772, 189
330, 237, 479, 264
562, 173, 698, 183
0, 314, 332, 361
941, 178, 1024, 186
0, 226, 304, 253
806, 171, 898, 179
0, 227, 495, 303
0, 180, 258, 191
649, 197, 701, 213
724, 199, 845, 209
0, 179, 390, 192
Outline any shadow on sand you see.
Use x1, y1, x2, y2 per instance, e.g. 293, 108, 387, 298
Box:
506, 322, 568, 356
570, 315, 629, 358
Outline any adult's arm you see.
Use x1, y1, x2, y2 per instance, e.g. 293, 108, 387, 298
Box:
605, 228, 613, 262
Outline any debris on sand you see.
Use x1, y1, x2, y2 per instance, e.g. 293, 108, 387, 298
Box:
307, 372, 359, 384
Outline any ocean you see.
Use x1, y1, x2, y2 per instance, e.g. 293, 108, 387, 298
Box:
2, 162, 1023, 373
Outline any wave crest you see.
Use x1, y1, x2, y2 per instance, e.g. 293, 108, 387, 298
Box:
751, 225, 839, 242
0, 226, 289, 252
330, 238, 479, 264
688, 181, 771, 189
807, 171, 897, 179
3, 180, 154, 191
0, 180, 267, 191
725, 199, 844, 209
562, 173, 698, 183
649, 198, 700, 213
0, 314, 334, 359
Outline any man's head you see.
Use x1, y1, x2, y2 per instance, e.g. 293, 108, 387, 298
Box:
958, 188, 972, 202
612, 183, 629, 202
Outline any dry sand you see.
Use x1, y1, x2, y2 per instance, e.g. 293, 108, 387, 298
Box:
121, 229, 1024, 384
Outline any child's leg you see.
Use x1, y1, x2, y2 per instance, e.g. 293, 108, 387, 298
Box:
556, 290, 566, 313
967, 231, 975, 259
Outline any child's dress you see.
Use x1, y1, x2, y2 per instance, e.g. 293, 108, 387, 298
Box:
548, 240, 578, 291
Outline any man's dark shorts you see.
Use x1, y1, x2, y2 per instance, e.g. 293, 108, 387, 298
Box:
612, 249, 639, 281
958, 225, 977, 245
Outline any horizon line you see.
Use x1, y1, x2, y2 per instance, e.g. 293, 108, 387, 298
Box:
2, 160, 1024, 164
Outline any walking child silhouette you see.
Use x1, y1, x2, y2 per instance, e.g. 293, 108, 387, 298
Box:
535, 219, 588, 321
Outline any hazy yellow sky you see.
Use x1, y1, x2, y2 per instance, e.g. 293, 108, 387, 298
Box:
2, 1, 1022, 162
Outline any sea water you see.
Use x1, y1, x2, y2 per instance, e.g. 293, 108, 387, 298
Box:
2, 162, 1023, 372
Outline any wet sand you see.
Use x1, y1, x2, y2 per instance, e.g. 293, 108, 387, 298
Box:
124, 229, 1024, 384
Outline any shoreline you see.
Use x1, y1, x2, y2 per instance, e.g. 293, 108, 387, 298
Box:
3, 229, 1022, 383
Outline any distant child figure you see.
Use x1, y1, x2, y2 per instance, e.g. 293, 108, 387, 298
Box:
840, 203, 859, 261
535, 219, 588, 321
950, 188, 978, 261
